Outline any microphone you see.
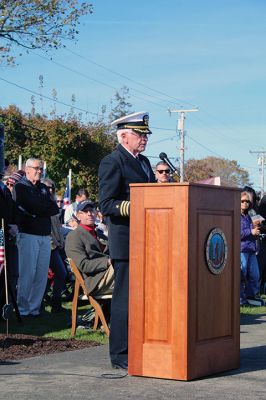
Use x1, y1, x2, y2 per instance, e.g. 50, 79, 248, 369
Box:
159, 152, 179, 175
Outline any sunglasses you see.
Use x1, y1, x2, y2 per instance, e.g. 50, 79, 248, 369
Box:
6, 182, 14, 188
57, 200, 63, 203
156, 169, 170, 174
241, 200, 250, 204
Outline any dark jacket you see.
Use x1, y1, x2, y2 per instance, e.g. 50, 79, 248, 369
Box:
98, 144, 155, 259
13, 176, 59, 236
241, 213, 256, 253
0, 182, 13, 225
65, 225, 109, 294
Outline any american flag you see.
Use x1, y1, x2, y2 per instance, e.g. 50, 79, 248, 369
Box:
63, 175, 70, 209
0, 228, 5, 276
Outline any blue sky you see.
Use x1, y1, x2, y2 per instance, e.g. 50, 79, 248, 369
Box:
1, 0, 266, 190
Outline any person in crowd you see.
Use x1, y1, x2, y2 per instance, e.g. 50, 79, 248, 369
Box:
155, 161, 172, 183
6, 170, 25, 194
4, 170, 24, 301
243, 185, 259, 213
65, 200, 114, 299
64, 188, 89, 224
62, 213, 79, 237
13, 158, 59, 316
240, 191, 263, 306
56, 194, 65, 224
95, 208, 108, 237
0, 124, 18, 310
257, 194, 266, 294
98, 111, 155, 370
43, 178, 67, 313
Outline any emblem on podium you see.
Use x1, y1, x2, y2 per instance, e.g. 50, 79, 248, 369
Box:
205, 228, 228, 275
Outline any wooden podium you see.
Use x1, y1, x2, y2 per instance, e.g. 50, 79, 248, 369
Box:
128, 183, 240, 381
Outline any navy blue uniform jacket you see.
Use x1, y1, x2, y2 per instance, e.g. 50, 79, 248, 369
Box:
98, 144, 155, 259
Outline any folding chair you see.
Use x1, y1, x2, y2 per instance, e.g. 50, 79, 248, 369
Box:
68, 258, 111, 337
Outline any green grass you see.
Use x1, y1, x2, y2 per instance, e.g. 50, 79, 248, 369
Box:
240, 295, 266, 316
0, 301, 108, 344
2, 296, 265, 340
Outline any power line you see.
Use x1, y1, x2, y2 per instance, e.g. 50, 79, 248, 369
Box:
0, 76, 99, 117
33, 52, 177, 110
65, 47, 197, 108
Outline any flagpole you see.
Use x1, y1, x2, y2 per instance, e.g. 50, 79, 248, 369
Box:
43, 161, 47, 179
69, 169, 72, 203
18, 155, 22, 170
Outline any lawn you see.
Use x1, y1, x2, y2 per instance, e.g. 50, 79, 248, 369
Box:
1, 296, 265, 342
0, 300, 108, 344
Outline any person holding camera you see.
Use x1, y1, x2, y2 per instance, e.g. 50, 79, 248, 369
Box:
240, 191, 263, 306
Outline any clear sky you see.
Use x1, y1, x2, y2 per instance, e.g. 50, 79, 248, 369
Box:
1, 0, 266, 190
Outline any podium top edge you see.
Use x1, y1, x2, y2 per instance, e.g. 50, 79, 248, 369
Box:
129, 182, 242, 191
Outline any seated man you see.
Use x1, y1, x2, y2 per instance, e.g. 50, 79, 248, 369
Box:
65, 200, 114, 299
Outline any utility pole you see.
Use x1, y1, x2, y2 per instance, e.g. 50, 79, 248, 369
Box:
249, 150, 266, 197
168, 108, 199, 182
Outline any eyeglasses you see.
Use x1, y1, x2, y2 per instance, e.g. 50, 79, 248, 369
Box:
57, 200, 63, 204
156, 169, 170, 174
130, 131, 150, 139
241, 199, 250, 204
28, 166, 44, 172
6, 182, 14, 188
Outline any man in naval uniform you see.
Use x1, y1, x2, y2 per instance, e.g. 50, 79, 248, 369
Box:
98, 111, 155, 370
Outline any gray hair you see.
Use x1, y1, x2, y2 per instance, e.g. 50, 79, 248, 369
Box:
25, 158, 43, 167
116, 129, 132, 144
156, 161, 168, 169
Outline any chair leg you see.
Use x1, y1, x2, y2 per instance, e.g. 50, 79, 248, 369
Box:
92, 308, 99, 332
71, 281, 80, 337
90, 297, 110, 337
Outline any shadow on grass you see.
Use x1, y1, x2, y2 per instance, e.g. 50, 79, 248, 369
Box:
240, 313, 266, 326
0, 306, 72, 337
0, 301, 103, 339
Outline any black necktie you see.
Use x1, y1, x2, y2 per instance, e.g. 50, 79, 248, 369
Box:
136, 156, 150, 180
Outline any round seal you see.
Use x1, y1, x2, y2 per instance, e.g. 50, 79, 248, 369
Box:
205, 228, 228, 275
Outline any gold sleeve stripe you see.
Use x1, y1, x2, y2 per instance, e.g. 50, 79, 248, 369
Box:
120, 201, 130, 216
126, 201, 130, 216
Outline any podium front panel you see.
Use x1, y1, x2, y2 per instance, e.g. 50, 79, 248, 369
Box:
128, 183, 240, 380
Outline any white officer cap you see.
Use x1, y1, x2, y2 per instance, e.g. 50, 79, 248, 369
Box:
111, 111, 152, 134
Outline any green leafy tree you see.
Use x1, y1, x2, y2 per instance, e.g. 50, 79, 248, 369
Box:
0, 0, 93, 64
0, 106, 116, 200
185, 156, 251, 187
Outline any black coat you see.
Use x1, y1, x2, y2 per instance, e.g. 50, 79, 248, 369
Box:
98, 144, 155, 259
13, 176, 59, 235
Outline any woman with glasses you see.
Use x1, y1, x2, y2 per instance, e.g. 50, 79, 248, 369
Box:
240, 191, 261, 306
56, 195, 65, 224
